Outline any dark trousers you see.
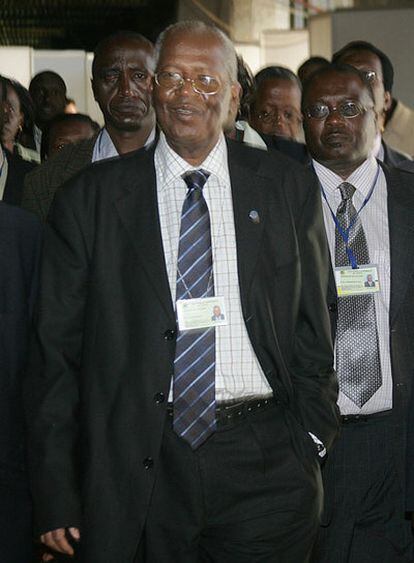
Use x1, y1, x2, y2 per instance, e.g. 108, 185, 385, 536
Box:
0, 483, 34, 563
312, 415, 414, 563
138, 402, 323, 563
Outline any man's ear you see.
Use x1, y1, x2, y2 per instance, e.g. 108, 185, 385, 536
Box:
384, 90, 392, 112
91, 78, 97, 102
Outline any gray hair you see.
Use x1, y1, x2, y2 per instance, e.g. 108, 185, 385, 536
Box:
154, 20, 238, 83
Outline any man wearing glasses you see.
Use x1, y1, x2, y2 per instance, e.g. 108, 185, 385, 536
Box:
26, 20, 339, 563
332, 41, 412, 167
302, 63, 414, 563
249, 66, 304, 143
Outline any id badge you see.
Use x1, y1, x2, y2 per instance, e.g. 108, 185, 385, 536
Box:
176, 296, 228, 331
334, 264, 380, 297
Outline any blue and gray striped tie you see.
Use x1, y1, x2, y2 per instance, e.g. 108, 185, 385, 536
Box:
173, 169, 216, 449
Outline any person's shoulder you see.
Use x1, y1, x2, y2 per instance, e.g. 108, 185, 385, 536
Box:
0, 202, 41, 235
381, 160, 414, 204
226, 137, 309, 177
55, 144, 155, 206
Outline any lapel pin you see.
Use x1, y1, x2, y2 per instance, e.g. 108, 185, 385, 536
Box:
248, 210, 260, 224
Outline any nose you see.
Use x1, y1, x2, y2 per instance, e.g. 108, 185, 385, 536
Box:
325, 106, 344, 125
175, 77, 198, 97
119, 72, 133, 96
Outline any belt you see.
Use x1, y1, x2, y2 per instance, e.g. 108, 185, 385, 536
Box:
341, 410, 392, 424
167, 396, 276, 426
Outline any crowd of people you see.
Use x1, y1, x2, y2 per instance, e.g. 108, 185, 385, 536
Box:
1, 18, 414, 563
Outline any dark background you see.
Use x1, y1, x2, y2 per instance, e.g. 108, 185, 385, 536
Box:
0, 0, 178, 50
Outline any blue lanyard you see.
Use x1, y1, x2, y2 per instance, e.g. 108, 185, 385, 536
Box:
320, 165, 381, 269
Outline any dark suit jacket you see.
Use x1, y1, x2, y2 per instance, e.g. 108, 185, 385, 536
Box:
21, 135, 98, 221
260, 133, 310, 165
3, 149, 37, 207
0, 203, 41, 488
25, 139, 339, 561
383, 141, 412, 169
324, 163, 414, 503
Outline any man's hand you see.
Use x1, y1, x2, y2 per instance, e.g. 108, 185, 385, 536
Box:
41, 527, 80, 557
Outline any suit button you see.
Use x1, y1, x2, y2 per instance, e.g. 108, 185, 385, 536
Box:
164, 329, 176, 341
143, 457, 154, 470
154, 392, 165, 404
328, 302, 337, 313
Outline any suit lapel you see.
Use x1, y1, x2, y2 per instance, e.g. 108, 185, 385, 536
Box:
227, 141, 267, 298
385, 165, 414, 324
114, 151, 175, 320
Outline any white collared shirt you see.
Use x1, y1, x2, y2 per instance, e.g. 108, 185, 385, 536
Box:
0, 148, 8, 200
313, 157, 392, 415
371, 133, 384, 161
155, 132, 272, 401
92, 126, 156, 162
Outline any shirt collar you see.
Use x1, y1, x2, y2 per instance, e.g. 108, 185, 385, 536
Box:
92, 126, 157, 163
155, 131, 229, 191
371, 132, 384, 161
312, 156, 380, 200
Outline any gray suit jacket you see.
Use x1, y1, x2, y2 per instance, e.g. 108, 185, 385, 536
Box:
21, 135, 98, 222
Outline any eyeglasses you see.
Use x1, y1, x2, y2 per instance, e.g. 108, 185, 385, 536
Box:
255, 108, 301, 124
154, 71, 221, 95
304, 101, 372, 120
360, 70, 377, 83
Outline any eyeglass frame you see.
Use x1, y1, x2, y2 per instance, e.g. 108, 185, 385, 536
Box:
154, 71, 221, 96
303, 100, 374, 121
254, 107, 302, 124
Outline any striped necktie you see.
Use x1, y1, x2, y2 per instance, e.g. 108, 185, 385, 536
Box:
173, 169, 216, 449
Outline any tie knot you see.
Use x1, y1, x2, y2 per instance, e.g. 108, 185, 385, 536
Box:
339, 182, 356, 201
182, 169, 210, 193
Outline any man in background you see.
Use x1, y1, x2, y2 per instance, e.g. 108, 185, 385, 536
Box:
0, 73, 42, 563
302, 62, 414, 563
22, 30, 156, 221
249, 66, 304, 142
332, 41, 412, 167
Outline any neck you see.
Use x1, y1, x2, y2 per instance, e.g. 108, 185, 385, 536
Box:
2, 139, 13, 153
166, 135, 221, 167
106, 115, 155, 155
318, 157, 367, 180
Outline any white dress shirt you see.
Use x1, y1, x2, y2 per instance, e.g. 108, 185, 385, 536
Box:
92, 126, 156, 162
0, 148, 8, 200
313, 157, 392, 415
155, 132, 272, 402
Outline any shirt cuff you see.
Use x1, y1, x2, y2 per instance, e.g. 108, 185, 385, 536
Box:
308, 432, 326, 458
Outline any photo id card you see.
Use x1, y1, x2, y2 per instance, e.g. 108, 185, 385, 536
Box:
334, 265, 380, 297
176, 296, 228, 331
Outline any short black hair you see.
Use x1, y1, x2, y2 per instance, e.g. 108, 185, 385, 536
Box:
297, 56, 330, 83
236, 55, 255, 121
254, 65, 302, 91
5, 78, 36, 149
0, 74, 6, 102
92, 31, 154, 78
29, 71, 67, 96
301, 62, 375, 113
332, 41, 394, 93
41, 112, 100, 160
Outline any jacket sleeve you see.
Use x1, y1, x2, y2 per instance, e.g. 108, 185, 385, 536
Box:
24, 182, 92, 535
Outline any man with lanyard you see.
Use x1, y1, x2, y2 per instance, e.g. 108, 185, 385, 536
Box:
302, 62, 414, 562
22, 30, 156, 221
